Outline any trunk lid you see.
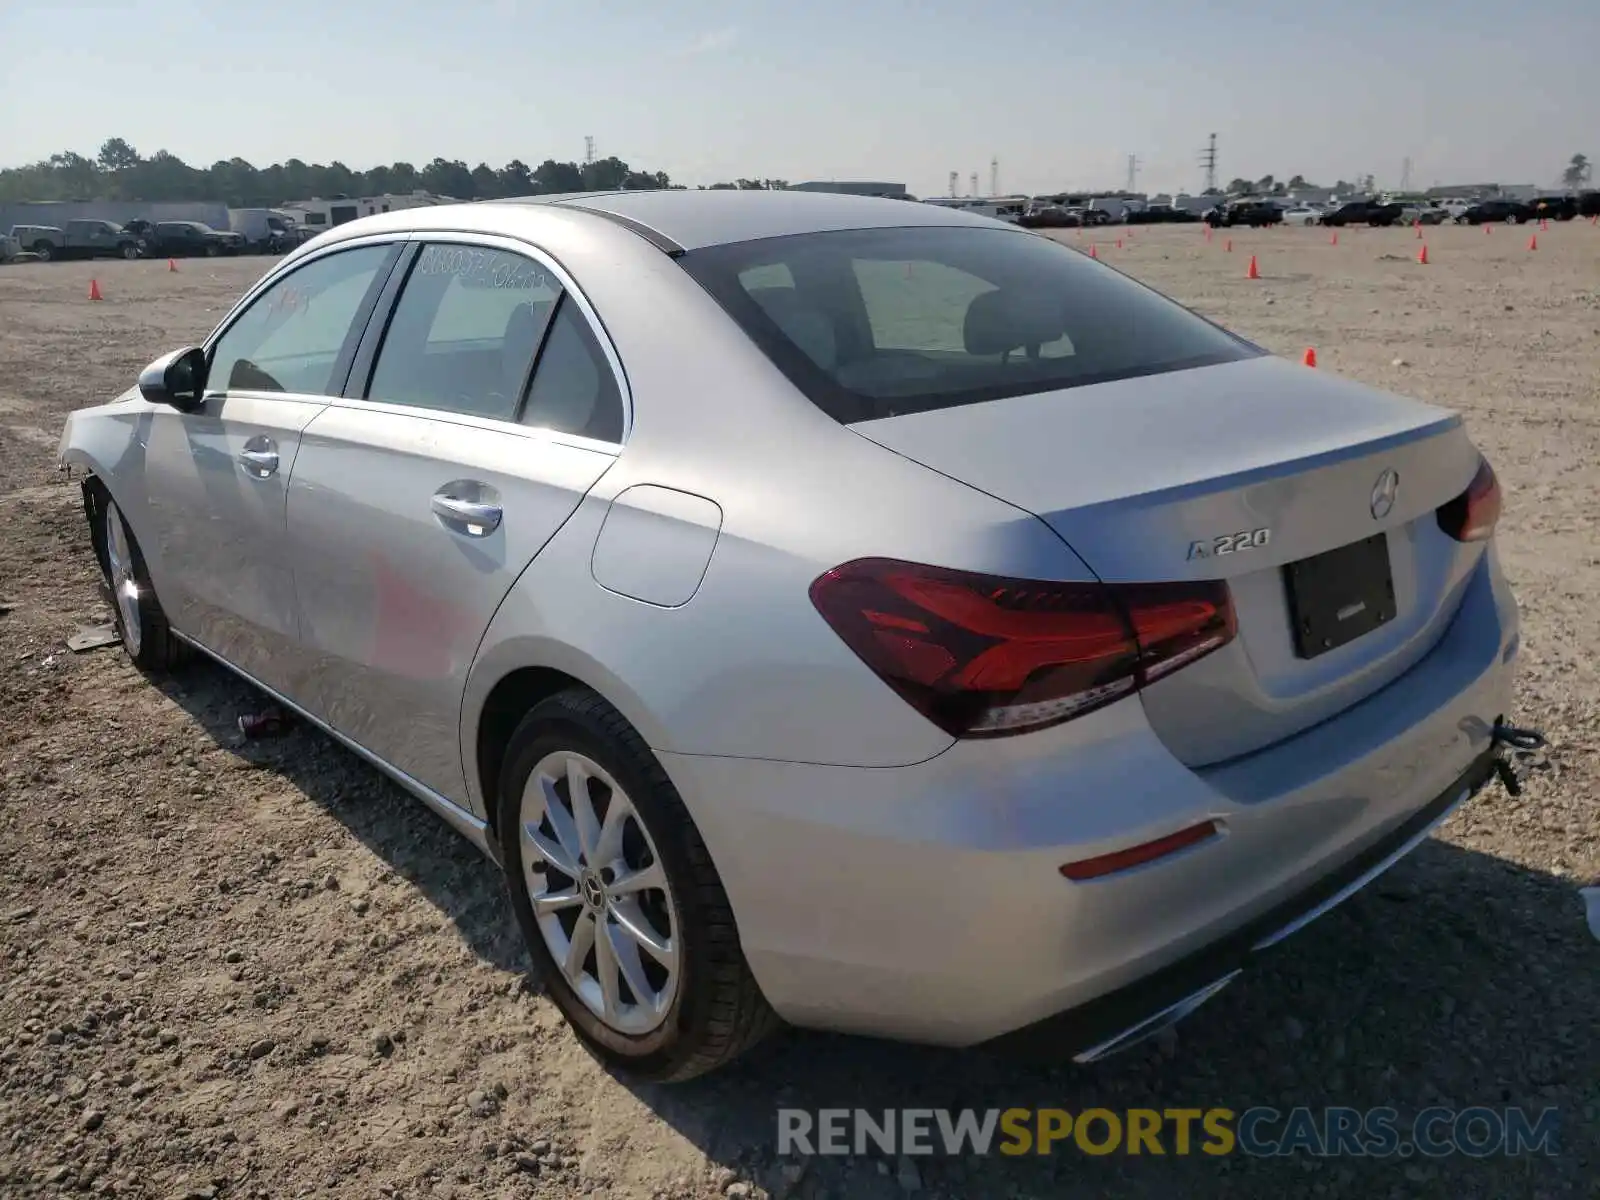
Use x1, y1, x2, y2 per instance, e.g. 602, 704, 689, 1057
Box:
851, 356, 1485, 765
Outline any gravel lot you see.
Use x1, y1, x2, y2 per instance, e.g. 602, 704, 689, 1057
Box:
1, 224, 1596, 1199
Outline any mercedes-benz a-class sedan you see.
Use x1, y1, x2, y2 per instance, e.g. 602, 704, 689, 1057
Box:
59, 191, 1529, 1080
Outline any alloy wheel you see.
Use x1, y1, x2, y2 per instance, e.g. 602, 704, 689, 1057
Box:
519, 750, 680, 1035
104, 503, 143, 656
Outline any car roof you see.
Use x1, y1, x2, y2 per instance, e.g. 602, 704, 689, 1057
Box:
491, 189, 1008, 251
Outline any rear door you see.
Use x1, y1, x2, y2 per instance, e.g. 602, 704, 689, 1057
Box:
141, 238, 402, 693
284, 236, 625, 808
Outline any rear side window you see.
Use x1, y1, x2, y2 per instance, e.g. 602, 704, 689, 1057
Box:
678, 226, 1259, 423
367, 243, 562, 421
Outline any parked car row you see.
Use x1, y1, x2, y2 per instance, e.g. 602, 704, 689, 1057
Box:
1457, 193, 1600, 224
1180, 189, 1600, 233
4, 214, 319, 264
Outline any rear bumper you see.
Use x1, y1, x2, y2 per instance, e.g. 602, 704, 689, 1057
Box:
659, 549, 1518, 1048
983, 747, 1498, 1061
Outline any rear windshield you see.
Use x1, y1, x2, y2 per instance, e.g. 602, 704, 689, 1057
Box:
677, 225, 1260, 423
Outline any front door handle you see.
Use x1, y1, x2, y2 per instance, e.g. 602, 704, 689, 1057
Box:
431, 485, 502, 536
238, 436, 279, 479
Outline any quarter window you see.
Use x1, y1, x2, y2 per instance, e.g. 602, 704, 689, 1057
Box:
366, 244, 563, 422
519, 296, 625, 443
207, 244, 394, 397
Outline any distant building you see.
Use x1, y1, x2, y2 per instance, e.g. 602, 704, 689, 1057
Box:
280, 190, 454, 231
790, 181, 910, 200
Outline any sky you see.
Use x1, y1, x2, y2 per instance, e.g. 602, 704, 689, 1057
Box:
2, 0, 1596, 198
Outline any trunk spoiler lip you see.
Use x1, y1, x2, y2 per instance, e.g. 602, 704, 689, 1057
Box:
1031, 408, 1464, 517
854, 399, 1464, 518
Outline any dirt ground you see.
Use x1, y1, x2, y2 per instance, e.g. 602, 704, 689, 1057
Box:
1, 224, 1596, 1200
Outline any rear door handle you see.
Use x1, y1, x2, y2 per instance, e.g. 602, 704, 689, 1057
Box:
238, 436, 279, 478
431, 485, 502, 536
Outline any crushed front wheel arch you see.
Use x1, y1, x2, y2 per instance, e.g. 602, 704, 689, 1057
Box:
81, 476, 111, 581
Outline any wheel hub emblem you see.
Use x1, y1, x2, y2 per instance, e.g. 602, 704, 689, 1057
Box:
1370, 469, 1399, 520
579, 871, 607, 911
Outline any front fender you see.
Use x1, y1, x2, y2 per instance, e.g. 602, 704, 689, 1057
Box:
58, 394, 170, 591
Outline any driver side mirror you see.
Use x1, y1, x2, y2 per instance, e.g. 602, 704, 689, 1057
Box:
138, 347, 208, 412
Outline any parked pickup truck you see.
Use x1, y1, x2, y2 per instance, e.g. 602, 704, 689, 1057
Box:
1203, 200, 1284, 228
122, 219, 246, 257
8, 220, 143, 262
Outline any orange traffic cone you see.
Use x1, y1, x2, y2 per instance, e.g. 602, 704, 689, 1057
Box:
1417, 243, 1429, 265
88, 279, 103, 301
1415, 221, 1423, 238
1330, 231, 1338, 246
1483, 223, 1491, 234
1528, 233, 1538, 251
168, 258, 178, 272
1246, 255, 1260, 279
1088, 244, 1098, 259
1225, 238, 1233, 252
1539, 218, 1548, 232
1302, 347, 1317, 367
1115, 238, 1124, 249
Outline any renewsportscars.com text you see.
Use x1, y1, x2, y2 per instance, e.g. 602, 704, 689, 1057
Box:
777, 1106, 1561, 1158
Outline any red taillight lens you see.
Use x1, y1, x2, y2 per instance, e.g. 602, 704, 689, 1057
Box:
809, 558, 1236, 738
1436, 457, 1502, 543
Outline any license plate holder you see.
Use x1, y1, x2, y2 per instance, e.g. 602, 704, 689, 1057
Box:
1283, 533, 1397, 660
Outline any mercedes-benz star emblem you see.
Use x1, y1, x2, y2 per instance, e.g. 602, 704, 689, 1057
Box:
1370, 469, 1400, 520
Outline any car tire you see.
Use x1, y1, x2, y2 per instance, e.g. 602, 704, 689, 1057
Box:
32, 242, 52, 261
97, 497, 186, 672
497, 688, 779, 1081
121, 243, 139, 260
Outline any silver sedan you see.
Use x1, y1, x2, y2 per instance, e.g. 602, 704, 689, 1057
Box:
59, 190, 1528, 1080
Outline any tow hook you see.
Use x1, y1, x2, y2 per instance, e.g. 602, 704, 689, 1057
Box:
1489, 717, 1547, 797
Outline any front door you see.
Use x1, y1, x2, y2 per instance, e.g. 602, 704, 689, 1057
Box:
285, 237, 627, 807
141, 240, 400, 695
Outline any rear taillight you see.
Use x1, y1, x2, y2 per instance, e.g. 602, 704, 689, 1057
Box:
809, 558, 1236, 738
1436, 457, 1501, 543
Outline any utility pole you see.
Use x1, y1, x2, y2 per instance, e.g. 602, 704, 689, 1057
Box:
1399, 156, 1412, 192
948, 171, 958, 198
1126, 155, 1141, 194
990, 157, 999, 198
584, 136, 596, 166
1198, 133, 1218, 193
969, 171, 979, 198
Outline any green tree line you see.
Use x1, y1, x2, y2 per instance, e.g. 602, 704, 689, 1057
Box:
0, 138, 791, 207
1217, 174, 1359, 197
